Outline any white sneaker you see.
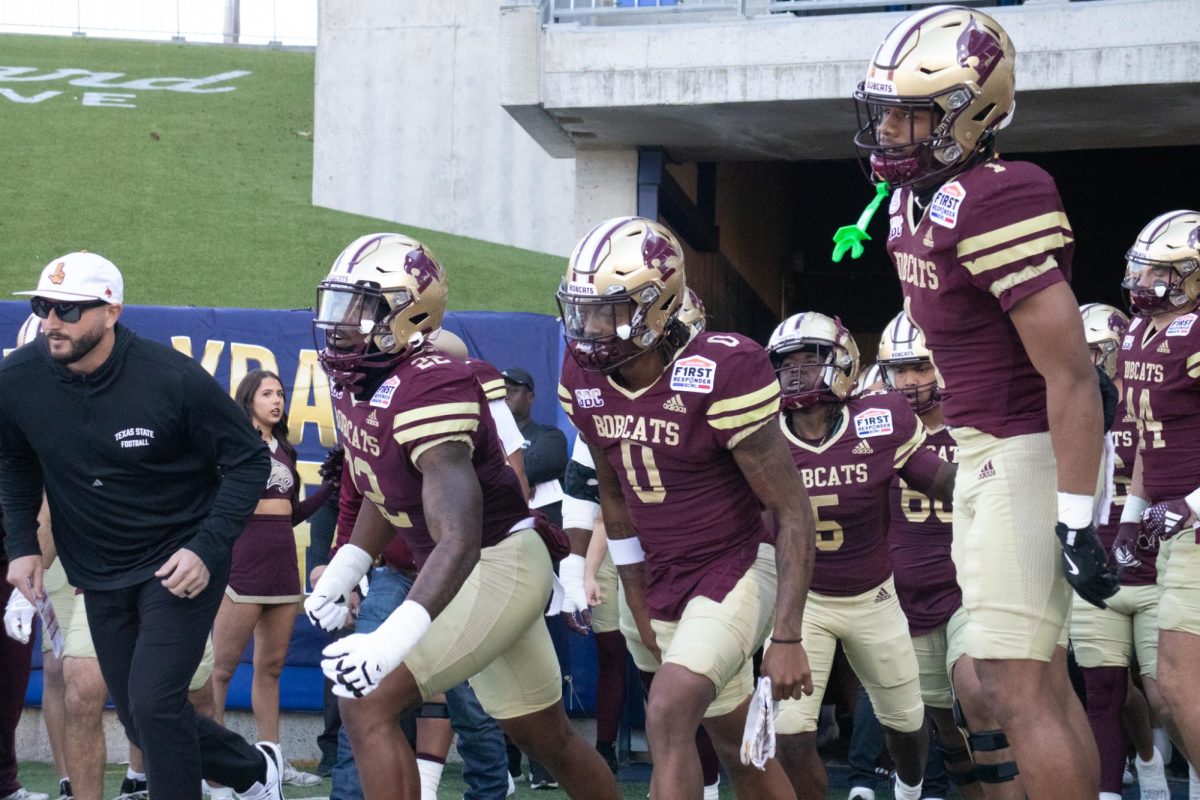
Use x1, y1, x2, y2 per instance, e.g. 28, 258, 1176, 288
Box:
847, 788, 876, 800
282, 761, 321, 787
1, 790, 50, 800
238, 741, 284, 800
703, 777, 719, 800
1137, 748, 1171, 800
506, 773, 516, 798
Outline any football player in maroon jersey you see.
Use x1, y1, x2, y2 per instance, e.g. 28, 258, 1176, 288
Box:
305, 233, 619, 800
557, 217, 815, 800
853, 7, 1114, 797
1111, 211, 1200, 790
877, 312, 1016, 800
766, 312, 953, 800
1071, 303, 1174, 800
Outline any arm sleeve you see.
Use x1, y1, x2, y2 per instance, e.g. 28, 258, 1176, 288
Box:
563, 435, 601, 530
954, 166, 1073, 311
0, 401, 44, 561
183, 365, 272, 572
705, 343, 781, 450
489, 399, 525, 457
295, 480, 337, 524
523, 425, 568, 485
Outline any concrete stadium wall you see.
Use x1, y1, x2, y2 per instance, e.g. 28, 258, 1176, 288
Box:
312, 0, 587, 257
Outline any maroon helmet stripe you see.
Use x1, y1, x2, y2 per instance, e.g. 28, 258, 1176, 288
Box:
341, 235, 387, 275
887, 6, 957, 67
587, 216, 636, 282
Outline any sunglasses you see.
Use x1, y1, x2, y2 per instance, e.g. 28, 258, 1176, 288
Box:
30, 297, 107, 323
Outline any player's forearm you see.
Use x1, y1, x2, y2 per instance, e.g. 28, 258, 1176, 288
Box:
772, 511, 814, 641
1046, 369, 1104, 495
584, 520, 608, 581
615, 559, 655, 638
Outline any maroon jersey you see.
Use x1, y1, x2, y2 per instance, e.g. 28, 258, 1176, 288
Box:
888, 159, 1074, 438
465, 359, 507, 403
558, 332, 780, 621
888, 426, 961, 635
1120, 312, 1200, 506
780, 391, 926, 597
331, 348, 529, 569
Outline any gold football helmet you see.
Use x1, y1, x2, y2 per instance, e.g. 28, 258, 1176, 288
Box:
853, 5, 1015, 187
767, 312, 860, 409
315, 233, 448, 388
1122, 210, 1200, 317
677, 287, 706, 336
1078, 303, 1129, 380
427, 328, 469, 359
557, 217, 686, 372
876, 311, 941, 413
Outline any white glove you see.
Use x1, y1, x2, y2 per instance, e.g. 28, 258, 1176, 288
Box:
305, 545, 373, 632
321, 600, 431, 698
4, 592, 35, 644
558, 554, 592, 635
740, 677, 777, 770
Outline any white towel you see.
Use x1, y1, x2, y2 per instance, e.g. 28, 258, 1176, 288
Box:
740, 676, 777, 770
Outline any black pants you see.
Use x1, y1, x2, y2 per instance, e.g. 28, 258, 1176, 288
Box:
85, 563, 265, 800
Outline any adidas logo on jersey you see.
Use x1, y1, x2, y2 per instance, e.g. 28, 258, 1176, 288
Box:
977, 459, 996, 480
662, 394, 687, 413
852, 440, 874, 455
1157, 339, 1171, 354
365, 409, 380, 427
922, 227, 935, 248
873, 586, 892, 604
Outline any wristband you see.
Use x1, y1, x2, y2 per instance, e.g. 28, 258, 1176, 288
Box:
559, 554, 586, 585
770, 636, 803, 645
324, 544, 374, 594
375, 600, 432, 670
1057, 491, 1094, 529
607, 536, 645, 566
1121, 495, 1150, 524
1186, 487, 1200, 520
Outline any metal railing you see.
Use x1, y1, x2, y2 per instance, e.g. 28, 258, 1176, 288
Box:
768, 0, 1024, 13
0, 0, 317, 47
551, 0, 745, 23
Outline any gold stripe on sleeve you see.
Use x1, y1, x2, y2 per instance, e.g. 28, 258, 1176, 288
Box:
707, 382, 779, 417
392, 401, 479, 430
480, 379, 506, 401
410, 435, 475, 469
956, 211, 1072, 260
394, 417, 479, 446
986, 257, 1059, 299
892, 423, 927, 470
707, 396, 781, 431
725, 418, 773, 450
965, 233, 1072, 276
1186, 352, 1200, 379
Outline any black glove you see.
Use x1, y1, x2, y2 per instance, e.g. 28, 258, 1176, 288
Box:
1055, 522, 1119, 609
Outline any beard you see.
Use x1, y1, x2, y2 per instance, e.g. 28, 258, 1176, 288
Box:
48, 325, 104, 366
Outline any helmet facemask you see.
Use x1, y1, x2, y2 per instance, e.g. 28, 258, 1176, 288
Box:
557, 281, 672, 373
1122, 256, 1200, 318
314, 280, 424, 391
853, 90, 981, 188
880, 358, 941, 415
771, 343, 856, 411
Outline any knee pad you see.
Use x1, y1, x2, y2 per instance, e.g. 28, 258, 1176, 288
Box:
951, 698, 1019, 784
418, 702, 450, 719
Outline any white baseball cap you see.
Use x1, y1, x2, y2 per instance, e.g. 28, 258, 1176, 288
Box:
14, 252, 124, 304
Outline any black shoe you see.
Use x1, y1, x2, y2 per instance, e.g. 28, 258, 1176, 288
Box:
596, 741, 619, 775
111, 777, 148, 800
529, 760, 558, 790
57, 779, 73, 800
316, 750, 336, 778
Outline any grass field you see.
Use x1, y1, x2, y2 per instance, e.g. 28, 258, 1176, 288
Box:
13, 760, 867, 799
0, 34, 565, 313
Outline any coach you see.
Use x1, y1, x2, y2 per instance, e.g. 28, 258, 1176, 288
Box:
0, 253, 282, 800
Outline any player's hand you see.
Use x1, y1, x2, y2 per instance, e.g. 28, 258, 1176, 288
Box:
321, 632, 400, 698
585, 573, 603, 607
558, 554, 592, 635
155, 548, 210, 599
6, 555, 44, 604
305, 545, 372, 632
1055, 523, 1119, 609
321, 600, 429, 698
1111, 520, 1158, 570
761, 639, 814, 701
3, 591, 35, 644
1142, 500, 1196, 545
